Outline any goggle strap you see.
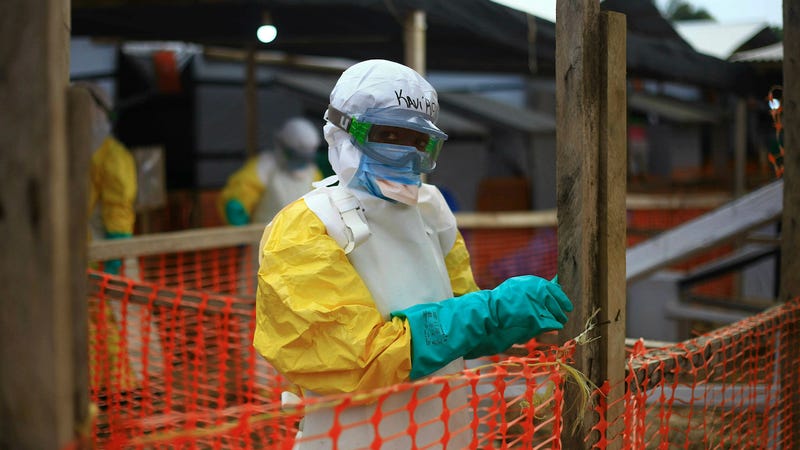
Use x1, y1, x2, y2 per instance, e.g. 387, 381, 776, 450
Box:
325, 105, 351, 132
326, 105, 370, 145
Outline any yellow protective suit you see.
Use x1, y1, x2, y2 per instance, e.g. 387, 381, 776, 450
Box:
253, 196, 478, 396
87, 135, 138, 393
88, 136, 137, 236
218, 153, 322, 225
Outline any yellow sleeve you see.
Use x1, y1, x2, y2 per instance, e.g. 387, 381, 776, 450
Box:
446, 230, 480, 296
253, 199, 413, 396
91, 137, 137, 235
218, 158, 266, 221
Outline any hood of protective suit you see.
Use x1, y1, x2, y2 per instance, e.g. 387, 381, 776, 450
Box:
276, 117, 321, 157
74, 81, 114, 151
275, 117, 321, 171
324, 59, 441, 188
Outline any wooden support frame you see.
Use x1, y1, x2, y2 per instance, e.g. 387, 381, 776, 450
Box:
403, 10, 426, 76
780, 0, 800, 441
67, 85, 94, 445
598, 12, 627, 450
0, 0, 76, 446
781, 2, 799, 302
555, 1, 627, 447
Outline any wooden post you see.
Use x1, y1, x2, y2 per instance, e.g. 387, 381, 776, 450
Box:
404, 9, 427, 184
782, 0, 800, 302
598, 12, 627, 450
67, 86, 94, 443
734, 98, 747, 197
245, 44, 258, 158
0, 0, 76, 447
780, 0, 800, 444
404, 10, 426, 76
556, 1, 627, 447
556, 0, 600, 447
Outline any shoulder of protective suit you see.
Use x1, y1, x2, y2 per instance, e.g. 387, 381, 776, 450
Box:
418, 184, 456, 225
417, 183, 458, 254
302, 184, 368, 253
263, 197, 327, 247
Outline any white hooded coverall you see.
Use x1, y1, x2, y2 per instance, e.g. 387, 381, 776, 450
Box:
254, 60, 480, 449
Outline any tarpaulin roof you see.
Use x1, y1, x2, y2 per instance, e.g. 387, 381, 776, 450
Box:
72, 0, 747, 88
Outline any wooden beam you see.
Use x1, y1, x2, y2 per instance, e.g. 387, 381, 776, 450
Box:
67, 85, 93, 444
455, 210, 556, 228
780, 0, 800, 442
0, 0, 75, 446
781, 1, 800, 302
403, 10, 426, 76
625, 192, 730, 209
734, 98, 747, 197
626, 180, 783, 283
88, 212, 561, 261
245, 44, 258, 158
89, 223, 266, 261
555, 0, 602, 447
598, 11, 627, 450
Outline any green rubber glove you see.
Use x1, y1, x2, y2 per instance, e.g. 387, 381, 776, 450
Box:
391, 275, 573, 380
103, 232, 132, 275
225, 199, 250, 226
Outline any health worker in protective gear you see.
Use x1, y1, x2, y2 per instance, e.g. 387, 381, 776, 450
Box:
82, 82, 138, 275
218, 117, 323, 226
78, 81, 139, 393
253, 60, 573, 449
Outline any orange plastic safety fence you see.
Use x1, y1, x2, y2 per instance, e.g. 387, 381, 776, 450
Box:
86, 264, 800, 449
463, 227, 558, 289
605, 299, 800, 449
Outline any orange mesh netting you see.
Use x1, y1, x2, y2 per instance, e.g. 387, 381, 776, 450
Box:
85, 203, 791, 448
86, 266, 799, 449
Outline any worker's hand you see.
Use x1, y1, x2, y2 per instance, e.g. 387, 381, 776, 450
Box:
391, 275, 573, 380
225, 199, 250, 226
103, 232, 132, 275
493, 275, 573, 325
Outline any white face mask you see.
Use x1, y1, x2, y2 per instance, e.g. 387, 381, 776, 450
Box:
375, 178, 419, 205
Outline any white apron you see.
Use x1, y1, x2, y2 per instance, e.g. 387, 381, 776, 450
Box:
298, 183, 472, 450
251, 153, 318, 224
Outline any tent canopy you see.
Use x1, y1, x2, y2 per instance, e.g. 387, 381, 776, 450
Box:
73, 0, 747, 89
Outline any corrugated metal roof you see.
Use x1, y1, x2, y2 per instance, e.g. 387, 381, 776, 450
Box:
628, 92, 722, 124
730, 41, 783, 62
674, 20, 771, 59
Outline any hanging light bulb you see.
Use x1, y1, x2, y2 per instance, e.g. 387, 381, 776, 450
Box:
257, 12, 277, 43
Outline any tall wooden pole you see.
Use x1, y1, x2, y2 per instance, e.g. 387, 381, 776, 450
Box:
405, 9, 427, 185
734, 99, 747, 197
404, 10, 426, 77
0, 0, 77, 447
598, 12, 627, 450
67, 86, 94, 445
245, 44, 258, 158
780, 0, 800, 445
781, 0, 799, 302
556, 1, 627, 447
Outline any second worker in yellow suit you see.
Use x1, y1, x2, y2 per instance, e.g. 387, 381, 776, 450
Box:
79, 81, 139, 394
218, 117, 322, 226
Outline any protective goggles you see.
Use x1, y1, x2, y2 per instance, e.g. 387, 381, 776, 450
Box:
326, 105, 448, 173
